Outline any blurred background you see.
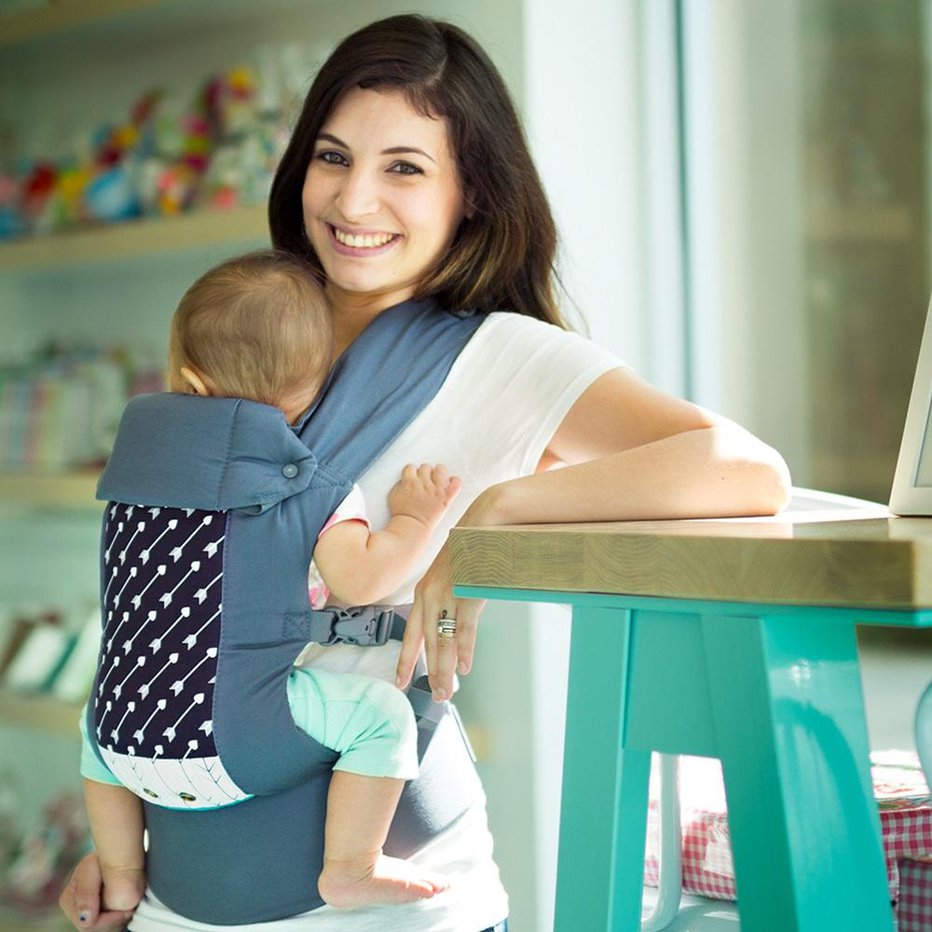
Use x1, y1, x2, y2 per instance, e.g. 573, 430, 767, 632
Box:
0, 0, 930, 929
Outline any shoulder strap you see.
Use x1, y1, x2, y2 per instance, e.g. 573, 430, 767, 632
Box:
296, 297, 484, 479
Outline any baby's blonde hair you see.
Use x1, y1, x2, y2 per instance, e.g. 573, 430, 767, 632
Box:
169, 250, 332, 409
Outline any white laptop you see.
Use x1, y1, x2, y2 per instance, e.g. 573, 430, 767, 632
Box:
889, 290, 932, 515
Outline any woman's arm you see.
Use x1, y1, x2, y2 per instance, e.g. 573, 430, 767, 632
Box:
396, 368, 791, 700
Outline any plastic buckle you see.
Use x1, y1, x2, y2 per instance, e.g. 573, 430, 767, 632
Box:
328, 607, 394, 646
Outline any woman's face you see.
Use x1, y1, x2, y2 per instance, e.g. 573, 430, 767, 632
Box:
302, 86, 467, 311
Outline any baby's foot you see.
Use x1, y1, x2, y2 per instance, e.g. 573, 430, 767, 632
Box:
318, 853, 448, 908
101, 866, 146, 911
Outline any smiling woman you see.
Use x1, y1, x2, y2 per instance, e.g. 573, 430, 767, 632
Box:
59, 13, 790, 932
301, 86, 468, 343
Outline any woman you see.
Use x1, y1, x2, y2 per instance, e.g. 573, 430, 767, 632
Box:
61, 13, 790, 932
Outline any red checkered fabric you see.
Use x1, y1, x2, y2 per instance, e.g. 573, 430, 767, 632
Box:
897, 858, 932, 932
643, 753, 932, 909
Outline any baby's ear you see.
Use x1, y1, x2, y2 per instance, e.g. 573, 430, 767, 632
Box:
179, 366, 212, 397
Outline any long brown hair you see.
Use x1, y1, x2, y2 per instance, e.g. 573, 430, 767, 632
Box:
269, 14, 567, 327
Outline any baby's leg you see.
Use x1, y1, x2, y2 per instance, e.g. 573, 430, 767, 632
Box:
317, 771, 448, 908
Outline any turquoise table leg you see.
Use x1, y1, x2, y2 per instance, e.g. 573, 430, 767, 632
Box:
701, 612, 893, 932
555, 604, 651, 932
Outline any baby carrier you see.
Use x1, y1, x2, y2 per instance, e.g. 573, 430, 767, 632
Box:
86, 298, 486, 924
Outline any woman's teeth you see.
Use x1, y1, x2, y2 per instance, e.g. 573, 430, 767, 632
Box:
333, 228, 396, 248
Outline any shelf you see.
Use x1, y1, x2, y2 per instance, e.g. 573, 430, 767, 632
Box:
0, 691, 81, 737
0, 0, 164, 45
0, 204, 270, 271
0, 472, 101, 510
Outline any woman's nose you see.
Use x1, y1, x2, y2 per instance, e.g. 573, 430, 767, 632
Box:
334, 167, 381, 222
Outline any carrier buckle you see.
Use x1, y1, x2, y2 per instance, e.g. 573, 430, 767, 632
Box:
326, 606, 395, 646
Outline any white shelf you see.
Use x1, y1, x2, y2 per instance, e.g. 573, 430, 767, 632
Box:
0, 472, 102, 510
0, 205, 269, 271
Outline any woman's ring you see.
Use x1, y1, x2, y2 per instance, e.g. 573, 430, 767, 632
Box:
437, 610, 457, 639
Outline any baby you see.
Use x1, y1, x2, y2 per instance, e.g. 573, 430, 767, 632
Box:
81, 249, 460, 915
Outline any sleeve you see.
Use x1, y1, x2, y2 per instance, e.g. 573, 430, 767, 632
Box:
318, 483, 370, 538
78, 703, 122, 786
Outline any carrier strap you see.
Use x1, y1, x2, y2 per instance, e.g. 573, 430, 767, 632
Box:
306, 604, 409, 646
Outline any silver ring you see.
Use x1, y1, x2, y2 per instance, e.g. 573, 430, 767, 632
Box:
437, 610, 457, 639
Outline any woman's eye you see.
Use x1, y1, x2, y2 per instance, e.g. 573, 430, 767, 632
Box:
390, 161, 422, 176
316, 150, 349, 166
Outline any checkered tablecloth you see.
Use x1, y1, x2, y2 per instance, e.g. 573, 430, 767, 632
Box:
642, 753, 932, 929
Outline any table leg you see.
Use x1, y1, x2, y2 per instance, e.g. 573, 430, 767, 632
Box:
555, 604, 651, 932
701, 612, 893, 932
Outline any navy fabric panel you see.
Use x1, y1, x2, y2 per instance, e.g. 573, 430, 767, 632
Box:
95, 504, 225, 761
98, 395, 320, 512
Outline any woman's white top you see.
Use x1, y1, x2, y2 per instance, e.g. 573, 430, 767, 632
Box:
129, 311, 623, 932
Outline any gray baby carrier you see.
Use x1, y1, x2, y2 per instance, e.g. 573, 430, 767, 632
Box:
86, 298, 486, 923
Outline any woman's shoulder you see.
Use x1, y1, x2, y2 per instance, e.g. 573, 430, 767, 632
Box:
468, 310, 623, 368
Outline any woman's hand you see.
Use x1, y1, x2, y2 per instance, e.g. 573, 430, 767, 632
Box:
395, 541, 486, 702
59, 852, 135, 932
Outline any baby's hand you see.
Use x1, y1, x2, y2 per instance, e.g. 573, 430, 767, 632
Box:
388, 464, 461, 529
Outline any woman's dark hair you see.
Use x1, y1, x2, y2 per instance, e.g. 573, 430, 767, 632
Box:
269, 14, 566, 327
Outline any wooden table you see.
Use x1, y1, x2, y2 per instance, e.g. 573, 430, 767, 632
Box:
450, 498, 932, 932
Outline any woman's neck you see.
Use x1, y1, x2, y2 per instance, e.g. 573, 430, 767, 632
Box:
326, 286, 417, 358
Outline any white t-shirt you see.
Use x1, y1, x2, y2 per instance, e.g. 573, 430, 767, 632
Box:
129, 311, 622, 932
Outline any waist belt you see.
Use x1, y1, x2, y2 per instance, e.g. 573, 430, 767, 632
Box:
307, 604, 409, 646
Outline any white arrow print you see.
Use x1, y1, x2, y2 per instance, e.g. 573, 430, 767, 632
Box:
96, 700, 113, 738
113, 655, 146, 700
170, 516, 212, 562
193, 573, 221, 605
183, 739, 199, 760
163, 693, 205, 742
159, 562, 201, 608
131, 565, 168, 610
98, 654, 121, 694
153, 744, 164, 759
112, 566, 137, 608
203, 536, 225, 559
198, 720, 214, 737
104, 519, 125, 563
169, 647, 218, 696
110, 700, 136, 744
133, 698, 167, 743
107, 611, 131, 654
183, 607, 220, 649
124, 610, 158, 655
138, 652, 179, 699
139, 518, 178, 566
148, 507, 162, 519
103, 566, 119, 601
119, 521, 146, 565
148, 606, 191, 653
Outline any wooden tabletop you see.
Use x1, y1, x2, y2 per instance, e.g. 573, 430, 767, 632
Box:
449, 494, 932, 611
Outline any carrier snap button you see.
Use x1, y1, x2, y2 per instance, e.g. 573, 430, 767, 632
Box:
281, 463, 299, 479
143, 788, 159, 798
179, 792, 197, 802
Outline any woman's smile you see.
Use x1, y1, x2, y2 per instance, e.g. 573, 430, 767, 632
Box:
302, 86, 467, 312
328, 223, 401, 254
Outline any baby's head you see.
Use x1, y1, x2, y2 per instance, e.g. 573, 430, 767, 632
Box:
168, 250, 332, 423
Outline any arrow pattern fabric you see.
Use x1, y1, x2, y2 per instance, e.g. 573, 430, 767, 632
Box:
94, 503, 250, 809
